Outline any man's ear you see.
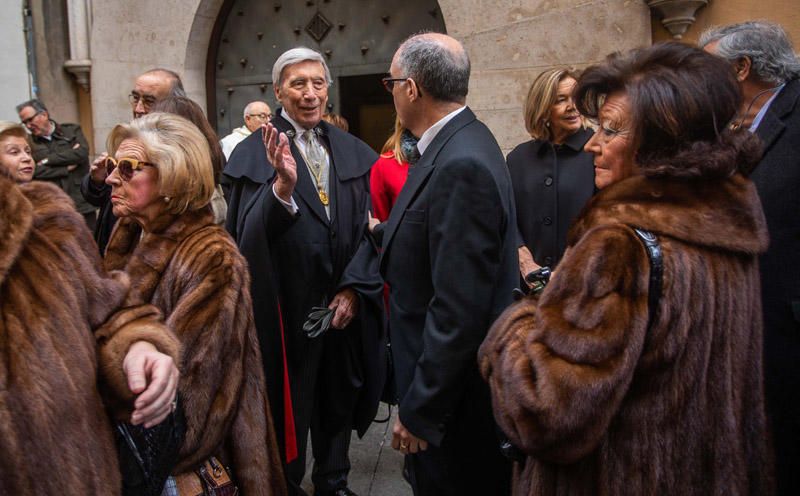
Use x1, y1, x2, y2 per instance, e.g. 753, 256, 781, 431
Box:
273, 84, 282, 104
408, 79, 421, 102
734, 56, 752, 82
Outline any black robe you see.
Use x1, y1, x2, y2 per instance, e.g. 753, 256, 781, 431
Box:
224, 110, 385, 464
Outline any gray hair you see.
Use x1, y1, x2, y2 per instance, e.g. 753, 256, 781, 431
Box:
699, 21, 800, 84
143, 68, 186, 97
396, 34, 470, 103
271, 47, 333, 88
16, 98, 48, 114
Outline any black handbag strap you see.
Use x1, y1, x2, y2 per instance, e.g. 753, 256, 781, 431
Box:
632, 227, 663, 331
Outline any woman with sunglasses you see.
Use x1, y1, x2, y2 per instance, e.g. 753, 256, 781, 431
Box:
103, 112, 286, 495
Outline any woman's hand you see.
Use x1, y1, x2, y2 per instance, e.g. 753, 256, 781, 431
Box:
90, 152, 109, 185
262, 123, 297, 203
518, 246, 541, 285
123, 341, 179, 428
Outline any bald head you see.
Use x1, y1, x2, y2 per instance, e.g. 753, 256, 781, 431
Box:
131, 68, 185, 118
393, 32, 470, 103
243, 101, 272, 132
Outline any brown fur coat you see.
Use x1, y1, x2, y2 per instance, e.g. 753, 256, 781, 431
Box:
104, 206, 286, 495
0, 176, 180, 494
479, 174, 773, 495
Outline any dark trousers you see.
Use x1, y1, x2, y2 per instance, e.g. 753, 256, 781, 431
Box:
403, 386, 511, 496
285, 336, 352, 496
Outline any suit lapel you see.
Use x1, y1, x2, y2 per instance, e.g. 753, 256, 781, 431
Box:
380, 108, 476, 266
755, 79, 799, 156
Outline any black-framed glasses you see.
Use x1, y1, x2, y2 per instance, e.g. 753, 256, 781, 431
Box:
105, 156, 157, 181
382, 77, 408, 93
128, 93, 157, 110
21, 111, 43, 126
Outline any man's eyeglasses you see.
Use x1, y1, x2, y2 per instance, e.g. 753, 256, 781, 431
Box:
247, 113, 272, 120
21, 111, 43, 126
105, 156, 157, 181
382, 77, 409, 93
129, 93, 157, 110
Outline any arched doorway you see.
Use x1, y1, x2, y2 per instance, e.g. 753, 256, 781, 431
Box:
207, 0, 446, 150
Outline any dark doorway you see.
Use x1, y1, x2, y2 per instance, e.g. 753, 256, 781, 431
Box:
207, 0, 446, 147
339, 74, 395, 152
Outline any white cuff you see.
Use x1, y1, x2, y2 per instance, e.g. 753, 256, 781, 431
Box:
273, 184, 299, 215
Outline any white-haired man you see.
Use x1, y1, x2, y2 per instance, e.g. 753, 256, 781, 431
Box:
225, 47, 384, 496
220, 101, 272, 159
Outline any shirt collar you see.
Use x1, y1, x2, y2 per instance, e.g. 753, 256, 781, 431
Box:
750, 83, 786, 132
279, 108, 316, 138
417, 106, 466, 156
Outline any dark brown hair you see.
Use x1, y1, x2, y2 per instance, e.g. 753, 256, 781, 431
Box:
151, 96, 224, 184
575, 42, 761, 179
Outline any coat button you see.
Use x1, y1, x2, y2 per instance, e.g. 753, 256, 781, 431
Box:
544, 256, 553, 265
544, 176, 553, 186
331, 230, 337, 239
543, 216, 552, 226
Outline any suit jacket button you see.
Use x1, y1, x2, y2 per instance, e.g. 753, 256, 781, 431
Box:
544, 176, 553, 186
331, 230, 337, 238
543, 216, 552, 226
544, 256, 553, 265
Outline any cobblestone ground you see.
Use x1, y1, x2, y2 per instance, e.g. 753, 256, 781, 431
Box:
301, 403, 412, 496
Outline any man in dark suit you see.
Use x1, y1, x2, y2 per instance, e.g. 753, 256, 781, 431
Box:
702, 21, 800, 495
380, 33, 515, 495
225, 48, 384, 496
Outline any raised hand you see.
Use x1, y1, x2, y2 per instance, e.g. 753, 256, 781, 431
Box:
262, 122, 298, 203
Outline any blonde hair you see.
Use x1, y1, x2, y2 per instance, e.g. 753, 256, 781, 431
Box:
523, 68, 580, 141
106, 112, 215, 215
381, 115, 407, 164
0, 121, 30, 144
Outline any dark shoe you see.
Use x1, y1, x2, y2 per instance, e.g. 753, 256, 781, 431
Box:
314, 488, 358, 496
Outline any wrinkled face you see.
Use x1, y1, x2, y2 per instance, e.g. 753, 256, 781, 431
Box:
131, 74, 173, 118
275, 61, 328, 129
244, 102, 272, 132
105, 138, 161, 220
18, 106, 51, 137
0, 136, 34, 183
584, 92, 637, 189
548, 77, 582, 143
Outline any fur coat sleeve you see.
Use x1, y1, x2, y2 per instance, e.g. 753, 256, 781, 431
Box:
479, 224, 651, 464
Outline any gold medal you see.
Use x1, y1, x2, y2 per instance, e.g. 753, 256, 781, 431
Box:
318, 189, 329, 206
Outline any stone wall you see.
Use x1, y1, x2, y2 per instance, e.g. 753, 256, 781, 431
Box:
441, 0, 651, 153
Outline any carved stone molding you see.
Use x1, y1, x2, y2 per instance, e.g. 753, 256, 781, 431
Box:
64, 0, 92, 91
645, 0, 708, 39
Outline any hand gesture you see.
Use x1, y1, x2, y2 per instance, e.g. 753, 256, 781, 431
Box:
328, 287, 359, 329
90, 152, 109, 185
123, 341, 179, 428
392, 417, 429, 454
518, 246, 541, 286
263, 123, 297, 203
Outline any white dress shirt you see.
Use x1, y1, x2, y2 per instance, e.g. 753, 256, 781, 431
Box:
416, 106, 467, 156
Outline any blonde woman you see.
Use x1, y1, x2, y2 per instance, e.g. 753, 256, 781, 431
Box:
370, 116, 418, 221
508, 68, 595, 279
102, 112, 286, 495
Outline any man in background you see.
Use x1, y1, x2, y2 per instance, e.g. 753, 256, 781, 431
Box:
220, 100, 272, 160
17, 98, 96, 229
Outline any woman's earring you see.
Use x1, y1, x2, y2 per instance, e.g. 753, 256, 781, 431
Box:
545, 120, 551, 128
164, 196, 171, 203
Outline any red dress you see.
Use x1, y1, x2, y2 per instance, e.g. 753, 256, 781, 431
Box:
370, 151, 409, 221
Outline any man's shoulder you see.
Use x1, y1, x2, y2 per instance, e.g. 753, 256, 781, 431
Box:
57, 122, 84, 136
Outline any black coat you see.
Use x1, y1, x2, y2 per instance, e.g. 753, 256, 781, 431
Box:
380, 108, 516, 489
224, 111, 385, 460
80, 175, 116, 255
751, 77, 800, 495
507, 128, 595, 268
31, 122, 94, 214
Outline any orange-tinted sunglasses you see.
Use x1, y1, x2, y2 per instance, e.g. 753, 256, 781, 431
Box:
105, 157, 156, 181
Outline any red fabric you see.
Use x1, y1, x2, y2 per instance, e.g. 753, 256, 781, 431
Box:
370, 152, 409, 222
277, 301, 298, 463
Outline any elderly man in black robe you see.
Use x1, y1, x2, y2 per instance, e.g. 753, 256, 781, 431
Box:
224, 47, 384, 496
